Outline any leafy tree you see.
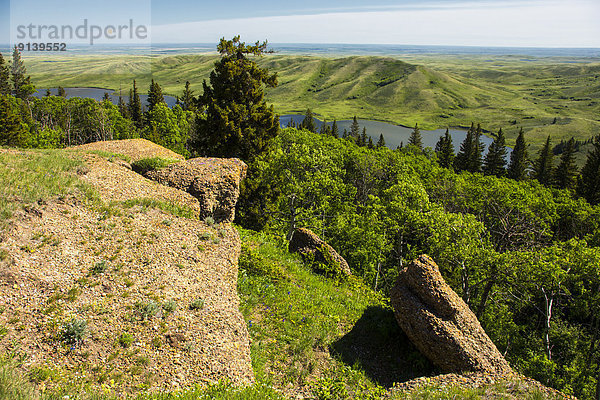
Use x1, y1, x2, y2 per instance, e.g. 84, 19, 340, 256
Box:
0, 52, 10, 95
179, 81, 196, 112
435, 128, 454, 169
376, 133, 386, 148
128, 80, 142, 129
331, 119, 339, 138
408, 123, 423, 150
532, 135, 554, 185
554, 137, 578, 190
0, 94, 28, 146
578, 135, 600, 205
196, 36, 279, 161
11, 47, 34, 100
483, 128, 507, 176
507, 128, 529, 180
146, 79, 165, 112
300, 108, 317, 133
350, 116, 360, 139
142, 103, 189, 156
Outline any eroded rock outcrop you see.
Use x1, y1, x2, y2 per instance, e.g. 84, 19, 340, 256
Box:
145, 158, 247, 223
289, 228, 351, 276
390, 254, 511, 374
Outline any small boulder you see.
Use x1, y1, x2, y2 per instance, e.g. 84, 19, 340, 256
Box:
289, 228, 351, 276
390, 254, 511, 374
145, 157, 247, 223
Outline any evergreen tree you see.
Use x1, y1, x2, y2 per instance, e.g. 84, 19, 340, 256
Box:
196, 36, 279, 161
0, 94, 28, 147
342, 128, 349, 139
180, 81, 196, 112
45, 88, 52, 97
483, 128, 507, 176
360, 127, 368, 147
147, 79, 165, 112
376, 133, 386, 148
578, 135, 600, 205
102, 92, 110, 101
0, 52, 10, 95
367, 136, 374, 149
507, 128, 529, 181
118, 95, 128, 118
408, 123, 423, 150
58, 86, 66, 98
470, 123, 485, 172
350, 116, 360, 139
554, 137, 578, 190
455, 123, 475, 172
300, 108, 317, 133
331, 119, 339, 138
532, 135, 554, 185
435, 128, 455, 169
319, 120, 331, 136
11, 46, 34, 100
128, 80, 142, 129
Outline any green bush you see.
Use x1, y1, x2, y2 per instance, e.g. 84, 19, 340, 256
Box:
118, 333, 134, 348
189, 298, 205, 310
135, 301, 160, 319
59, 318, 87, 346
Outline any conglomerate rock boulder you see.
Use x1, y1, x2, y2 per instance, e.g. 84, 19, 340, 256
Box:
145, 157, 247, 223
390, 254, 512, 374
289, 228, 351, 276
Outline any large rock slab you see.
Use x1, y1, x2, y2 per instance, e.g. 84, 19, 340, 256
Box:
145, 158, 247, 223
289, 228, 351, 276
390, 254, 511, 374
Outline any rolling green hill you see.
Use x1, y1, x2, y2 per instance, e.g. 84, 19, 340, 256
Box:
23, 53, 600, 151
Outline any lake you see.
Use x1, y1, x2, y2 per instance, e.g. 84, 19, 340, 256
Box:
280, 114, 501, 154
32, 87, 179, 108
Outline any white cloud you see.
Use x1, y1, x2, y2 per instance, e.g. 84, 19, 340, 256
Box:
152, 0, 600, 47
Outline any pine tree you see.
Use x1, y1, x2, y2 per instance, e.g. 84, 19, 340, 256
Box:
300, 108, 317, 133
554, 137, 578, 190
58, 86, 66, 98
578, 135, 600, 205
507, 128, 529, 181
376, 133, 386, 148
319, 120, 332, 136
470, 123, 485, 172
147, 79, 165, 112
0, 94, 27, 147
11, 46, 34, 100
342, 128, 349, 139
331, 120, 339, 138
360, 127, 368, 147
118, 95, 129, 118
128, 80, 142, 129
455, 123, 475, 172
532, 135, 554, 185
102, 92, 110, 102
196, 36, 279, 161
368, 136, 374, 149
0, 52, 10, 96
408, 123, 423, 150
435, 128, 455, 169
483, 128, 507, 176
45, 88, 52, 97
350, 116, 360, 139
180, 81, 196, 112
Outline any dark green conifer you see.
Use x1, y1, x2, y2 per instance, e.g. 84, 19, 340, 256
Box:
532, 135, 554, 185
128, 80, 143, 129
483, 128, 507, 176
350, 116, 360, 139
0, 95, 27, 147
147, 79, 165, 112
578, 135, 600, 205
331, 119, 339, 138
0, 52, 10, 95
58, 86, 66, 98
11, 47, 34, 100
435, 128, 455, 169
408, 123, 423, 150
301, 108, 317, 133
376, 133, 386, 148
507, 128, 529, 180
360, 127, 368, 147
455, 123, 475, 172
180, 81, 196, 112
554, 137, 578, 190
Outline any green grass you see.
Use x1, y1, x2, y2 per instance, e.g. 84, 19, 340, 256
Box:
130, 156, 180, 174
24, 53, 600, 153
117, 198, 196, 219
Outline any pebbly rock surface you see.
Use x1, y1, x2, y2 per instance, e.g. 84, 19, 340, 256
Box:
390, 254, 512, 374
145, 158, 247, 223
289, 228, 351, 276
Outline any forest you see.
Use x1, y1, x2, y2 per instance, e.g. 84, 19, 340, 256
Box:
1, 37, 600, 399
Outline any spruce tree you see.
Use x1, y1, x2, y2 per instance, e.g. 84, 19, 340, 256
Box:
147, 79, 165, 112
507, 128, 529, 181
554, 137, 578, 190
128, 80, 142, 129
469, 123, 485, 172
455, 123, 475, 172
102, 92, 110, 102
331, 120, 339, 138
435, 128, 455, 169
0, 52, 10, 96
58, 86, 66, 98
180, 81, 196, 112
11, 47, 34, 100
360, 127, 368, 147
578, 135, 600, 205
0, 95, 27, 147
532, 135, 554, 185
408, 123, 423, 150
300, 108, 317, 132
342, 128, 349, 139
376, 133, 386, 148
118, 95, 129, 118
483, 128, 507, 176
368, 136, 374, 149
350, 116, 360, 139
45, 88, 52, 97
196, 36, 279, 161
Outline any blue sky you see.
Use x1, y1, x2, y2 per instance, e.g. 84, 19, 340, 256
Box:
2, 0, 600, 47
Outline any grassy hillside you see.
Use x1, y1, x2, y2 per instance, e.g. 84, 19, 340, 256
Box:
24, 53, 600, 152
